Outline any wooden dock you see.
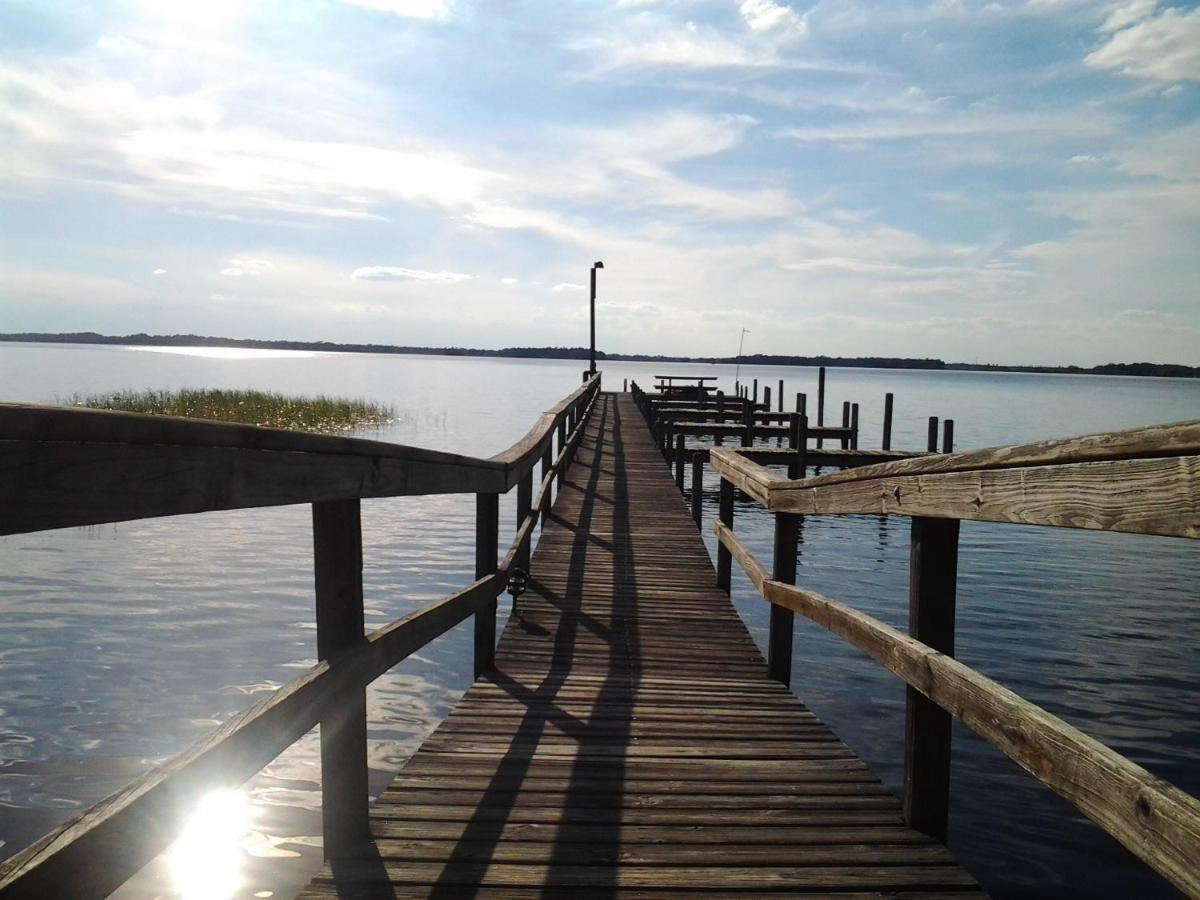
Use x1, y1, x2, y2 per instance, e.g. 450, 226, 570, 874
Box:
4, 377, 1196, 899
299, 393, 983, 898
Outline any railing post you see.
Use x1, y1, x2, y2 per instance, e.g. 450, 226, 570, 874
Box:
540, 439, 553, 516
904, 516, 960, 842
816, 366, 826, 449
717, 478, 734, 593
675, 435, 686, 492
768, 512, 799, 686
473, 492, 499, 678
883, 393, 894, 451
312, 499, 369, 859
517, 469, 533, 571
691, 455, 703, 529
715, 391, 724, 446
557, 419, 568, 486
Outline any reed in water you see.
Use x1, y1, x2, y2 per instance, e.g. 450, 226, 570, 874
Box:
66, 387, 395, 433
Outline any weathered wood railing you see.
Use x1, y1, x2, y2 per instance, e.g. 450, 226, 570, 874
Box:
706, 420, 1200, 898
0, 373, 602, 899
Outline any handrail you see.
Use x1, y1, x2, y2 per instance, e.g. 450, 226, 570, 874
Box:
0, 374, 603, 899
0, 375, 600, 535
713, 524, 1200, 899
708, 418, 1200, 897
709, 419, 1200, 539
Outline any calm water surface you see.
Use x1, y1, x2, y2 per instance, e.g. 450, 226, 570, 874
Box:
1, 344, 1198, 899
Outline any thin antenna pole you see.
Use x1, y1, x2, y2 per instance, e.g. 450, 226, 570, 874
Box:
735, 328, 750, 387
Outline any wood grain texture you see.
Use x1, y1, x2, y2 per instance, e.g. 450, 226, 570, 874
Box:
710, 445, 1200, 539
745, 573, 1200, 898
0, 377, 600, 535
0, 572, 505, 899
298, 393, 981, 899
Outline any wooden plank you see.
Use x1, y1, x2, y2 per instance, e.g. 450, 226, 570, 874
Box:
0, 571, 503, 899
768, 454, 1200, 538
758, 577, 1200, 898
296, 392, 982, 899
903, 517, 959, 842
312, 499, 370, 858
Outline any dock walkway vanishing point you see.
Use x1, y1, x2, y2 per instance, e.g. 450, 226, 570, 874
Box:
300, 393, 984, 898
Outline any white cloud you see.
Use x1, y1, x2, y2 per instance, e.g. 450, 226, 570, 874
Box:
1099, 0, 1157, 33
1086, 5, 1200, 82
500, 277, 519, 285
339, 0, 449, 21
551, 282, 585, 292
350, 266, 474, 283
152, 268, 167, 275
739, 0, 806, 35
220, 266, 244, 277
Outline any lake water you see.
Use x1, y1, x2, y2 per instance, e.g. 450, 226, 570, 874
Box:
1, 342, 1198, 899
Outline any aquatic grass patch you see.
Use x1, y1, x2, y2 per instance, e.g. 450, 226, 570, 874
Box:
67, 388, 396, 433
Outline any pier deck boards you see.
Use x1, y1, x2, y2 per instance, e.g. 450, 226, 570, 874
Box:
299, 393, 983, 898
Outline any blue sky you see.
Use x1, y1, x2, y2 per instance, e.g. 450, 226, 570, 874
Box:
1, 0, 1198, 364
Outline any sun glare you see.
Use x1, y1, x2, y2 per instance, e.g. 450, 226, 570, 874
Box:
168, 789, 254, 900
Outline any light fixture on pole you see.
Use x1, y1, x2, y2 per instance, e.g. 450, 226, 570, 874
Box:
589, 261, 604, 375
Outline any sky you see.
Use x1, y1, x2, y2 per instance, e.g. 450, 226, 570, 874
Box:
1, 0, 1198, 365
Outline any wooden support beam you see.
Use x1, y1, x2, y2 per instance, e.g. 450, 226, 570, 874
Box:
817, 367, 826, 449
473, 492, 499, 678
675, 434, 686, 491
540, 441, 553, 521
883, 393, 894, 451
717, 478, 734, 593
768, 512, 799, 686
904, 516, 959, 842
557, 420, 568, 486
691, 455, 703, 529
312, 499, 370, 859
516, 469, 533, 571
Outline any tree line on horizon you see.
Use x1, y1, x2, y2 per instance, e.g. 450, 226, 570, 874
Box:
2, 331, 1196, 378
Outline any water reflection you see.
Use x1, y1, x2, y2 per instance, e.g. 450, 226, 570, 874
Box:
168, 789, 253, 900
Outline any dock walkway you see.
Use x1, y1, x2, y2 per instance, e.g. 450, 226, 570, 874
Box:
299, 393, 981, 898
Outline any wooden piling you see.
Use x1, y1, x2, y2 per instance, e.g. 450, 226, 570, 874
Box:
883, 393, 894, 451
841, 402, 851, 450
691, 455, 703, 529
927, 417, 939, 453
817, 367, 826, 448
312, 499, 370, 859
717, 478, 734, 593
851, 403, 860, 450
943, 419, 955, 454
473, 493, 499, 678
904, 517, 960, 842
768, 512, 799, 686
675, 434, 686, 491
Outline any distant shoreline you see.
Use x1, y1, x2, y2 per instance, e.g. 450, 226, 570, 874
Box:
2, 332, 1197, 379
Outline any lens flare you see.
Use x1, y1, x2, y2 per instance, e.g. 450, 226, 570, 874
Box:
168, 789, 253, 900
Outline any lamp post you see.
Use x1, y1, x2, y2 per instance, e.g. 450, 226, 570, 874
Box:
589, 260, 604, 375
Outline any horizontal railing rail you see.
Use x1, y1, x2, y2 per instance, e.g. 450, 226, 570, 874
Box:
0, 375, 599, 535
706, 419, 1200, 898
0, 374, 602, 899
